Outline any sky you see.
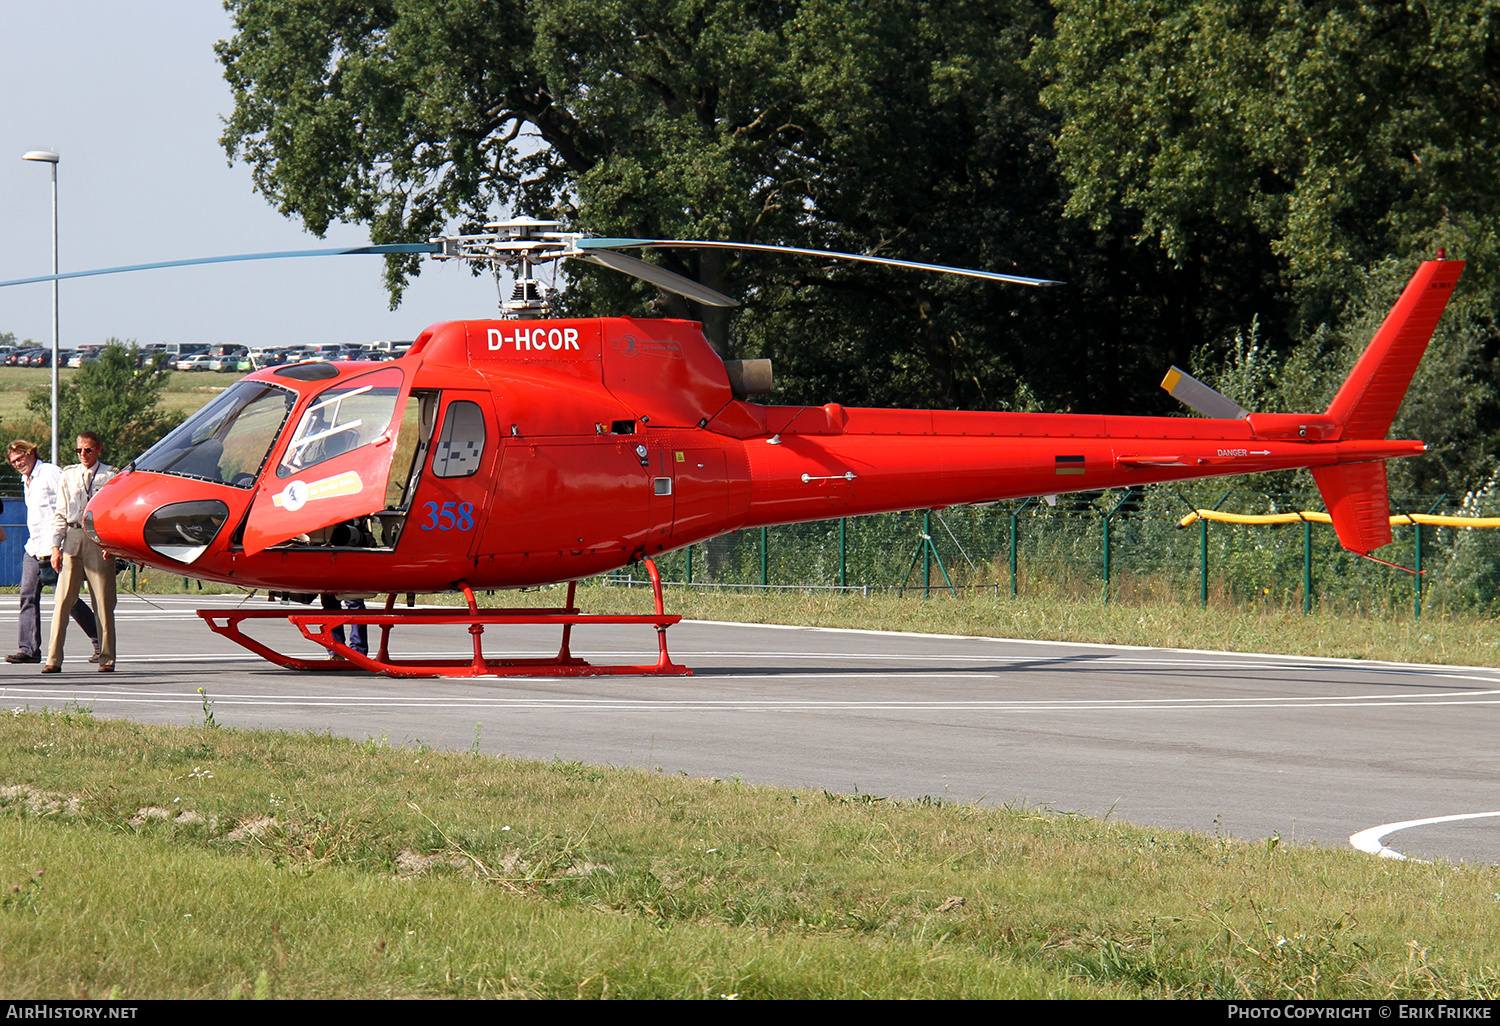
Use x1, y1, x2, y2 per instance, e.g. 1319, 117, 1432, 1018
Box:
0, 1, 506, 349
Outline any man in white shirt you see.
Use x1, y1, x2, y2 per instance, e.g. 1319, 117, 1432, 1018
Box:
5, 439, 98, 664
43, 432, 118, 672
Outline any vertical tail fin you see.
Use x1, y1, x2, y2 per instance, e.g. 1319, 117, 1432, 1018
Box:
1324, 260, 1464, 440
1312, 258, 1463, 554
1310, 462, 1391, 555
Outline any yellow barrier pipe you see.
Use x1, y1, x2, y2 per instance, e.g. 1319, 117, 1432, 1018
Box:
1178, 510, 1500, 529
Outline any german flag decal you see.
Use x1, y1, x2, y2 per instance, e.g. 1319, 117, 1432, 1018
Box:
1055, 455, 1086, 476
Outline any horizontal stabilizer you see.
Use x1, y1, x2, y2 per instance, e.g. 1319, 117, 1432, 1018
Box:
1311, 462, 1391, 554
1161, 366, 1250, 420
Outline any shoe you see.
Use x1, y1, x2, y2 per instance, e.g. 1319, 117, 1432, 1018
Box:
5, 652, 39, 664
97, 663, 114, 673
88, 649, 102, 664
40, 665, 60, 674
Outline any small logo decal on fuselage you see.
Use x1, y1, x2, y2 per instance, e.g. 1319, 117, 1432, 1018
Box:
612, 335, 683, 359
272, 471, 364, 511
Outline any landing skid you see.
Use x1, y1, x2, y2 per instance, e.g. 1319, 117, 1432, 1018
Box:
198, 559, 691, 678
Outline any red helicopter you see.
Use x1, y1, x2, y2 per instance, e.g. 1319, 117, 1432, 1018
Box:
2, 220, 1463, 676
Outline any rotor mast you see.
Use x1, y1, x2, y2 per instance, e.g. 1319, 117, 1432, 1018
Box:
432, 216, 561, 318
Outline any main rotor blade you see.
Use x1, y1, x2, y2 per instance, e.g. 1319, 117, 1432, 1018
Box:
576, 237, 1064, 287
0, 243, 442, 289
575, 249, 740, 307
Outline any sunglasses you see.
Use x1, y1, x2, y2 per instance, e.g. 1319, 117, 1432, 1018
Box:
76, 447, 96, 454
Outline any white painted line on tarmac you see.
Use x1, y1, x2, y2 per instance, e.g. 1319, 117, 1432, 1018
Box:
6, 686, 1500, 714
47, 649, 1500, 683
8, 600, 1500, 668
7, 605, 1500, 687
682, 619, 1500, 673
1349, 811, 1500, 861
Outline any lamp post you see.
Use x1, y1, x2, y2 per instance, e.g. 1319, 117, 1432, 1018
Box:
22, 149, 60, 465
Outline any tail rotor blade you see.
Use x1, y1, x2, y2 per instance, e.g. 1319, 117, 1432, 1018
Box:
1160, 366, 1250, 420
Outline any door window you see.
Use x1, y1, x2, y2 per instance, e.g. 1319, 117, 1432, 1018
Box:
277, 368, 404, 478
432, 400, 486, 479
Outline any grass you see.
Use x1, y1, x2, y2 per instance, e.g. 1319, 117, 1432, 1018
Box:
2, 707, 1499, 999
0, 367, 226, 426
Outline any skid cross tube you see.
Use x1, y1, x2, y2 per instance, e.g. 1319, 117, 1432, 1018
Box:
198, 559, 690, 678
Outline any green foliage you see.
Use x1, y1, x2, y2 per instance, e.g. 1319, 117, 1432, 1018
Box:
1037, 0, 1500, 322
24, 342, 185, 464
215, 0, 1237, 414
217, 0, 1500, 490
1033, 0, 1500, 477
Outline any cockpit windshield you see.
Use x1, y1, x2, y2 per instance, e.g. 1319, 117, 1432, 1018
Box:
134, 380, 294, 487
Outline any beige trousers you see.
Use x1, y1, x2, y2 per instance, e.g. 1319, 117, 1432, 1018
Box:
46, 540, 115, 667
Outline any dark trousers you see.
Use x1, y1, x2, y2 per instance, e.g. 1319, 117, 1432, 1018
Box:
320, 594, 368, 655
19, 554, 97, 658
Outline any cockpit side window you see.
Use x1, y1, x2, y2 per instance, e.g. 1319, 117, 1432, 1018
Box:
276, 368, 403, 479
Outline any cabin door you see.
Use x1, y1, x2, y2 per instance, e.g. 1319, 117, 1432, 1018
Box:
241, 365, 414, 554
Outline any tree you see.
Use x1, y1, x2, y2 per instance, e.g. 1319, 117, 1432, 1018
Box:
219, 0, 1205, 413
219, 0, 1500, 443
26, 342, 184, 463
217, 0, 849, 348
1036, 0, 1500, 324
1033, 0, 1500, 490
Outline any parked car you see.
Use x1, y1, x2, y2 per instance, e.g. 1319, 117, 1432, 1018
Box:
247, 348, 291, 370
67, 346, 102, 368
208, 345, 249, 372
164, 342, 212, 363
134, 344, 170, 368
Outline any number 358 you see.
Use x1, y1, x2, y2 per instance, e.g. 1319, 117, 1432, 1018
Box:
420, 501, 474, 531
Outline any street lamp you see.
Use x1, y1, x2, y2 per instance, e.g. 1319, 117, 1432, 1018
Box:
22, 149, 60, 465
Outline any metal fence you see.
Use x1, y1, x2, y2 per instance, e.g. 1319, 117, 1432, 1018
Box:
0, 497, 30, 586
609, 486, 1500, 619
9, 486, 1498, 617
